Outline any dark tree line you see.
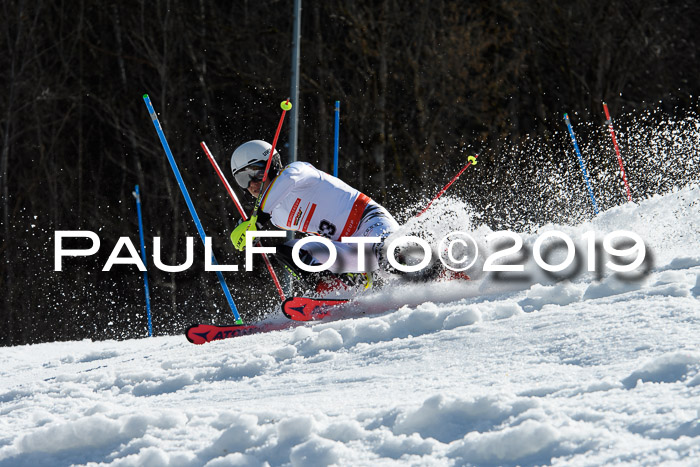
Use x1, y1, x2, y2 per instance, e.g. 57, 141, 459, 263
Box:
1, 0, 699, 346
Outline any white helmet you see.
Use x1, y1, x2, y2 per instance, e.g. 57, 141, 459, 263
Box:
230, 140, 282, 189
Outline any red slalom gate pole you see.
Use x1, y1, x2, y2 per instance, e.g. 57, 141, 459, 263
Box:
201, 141, 286, 301
250, 99, 291, 221
263, 99, 291, 185
603, 102, 632, 202
417, 155, 479, 217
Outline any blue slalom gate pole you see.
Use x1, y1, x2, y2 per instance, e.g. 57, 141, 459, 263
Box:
564, 114, 599, 215
133, 185, 153, 336
142, 94, 242, 324
333, 101, 340, 177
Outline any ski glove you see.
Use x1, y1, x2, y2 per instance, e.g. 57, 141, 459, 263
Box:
230, 217, 258, 251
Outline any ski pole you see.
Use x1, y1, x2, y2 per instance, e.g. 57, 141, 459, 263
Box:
564, 114, 600, 215
200, 141, 286, 301
250, 99, 291, 223
602, 102, 632, 202
417, 155, 479, 217
333, 100, 340, 177
143, 94, 242, 324
133, 185, 153, 337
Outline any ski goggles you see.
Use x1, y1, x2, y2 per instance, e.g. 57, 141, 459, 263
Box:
233, 162, 266, 189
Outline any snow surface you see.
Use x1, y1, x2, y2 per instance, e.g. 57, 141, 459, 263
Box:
1, 185, 700, 466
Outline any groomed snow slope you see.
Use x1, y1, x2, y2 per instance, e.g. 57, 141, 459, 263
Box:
1, 185, 699, 466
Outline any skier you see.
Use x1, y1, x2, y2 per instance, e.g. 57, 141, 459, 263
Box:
228, 140, 400, 295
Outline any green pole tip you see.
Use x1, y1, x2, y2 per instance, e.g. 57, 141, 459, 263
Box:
235, 318, 244, 325
143, 94, 149, 99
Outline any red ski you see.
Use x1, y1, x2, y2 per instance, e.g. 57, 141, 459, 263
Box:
186, 322, 292, 344
279, 272, 469, 322
186, 297, 349, 344
282, 296, 349, 321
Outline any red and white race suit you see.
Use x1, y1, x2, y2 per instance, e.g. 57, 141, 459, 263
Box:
260, 162, 399, 272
